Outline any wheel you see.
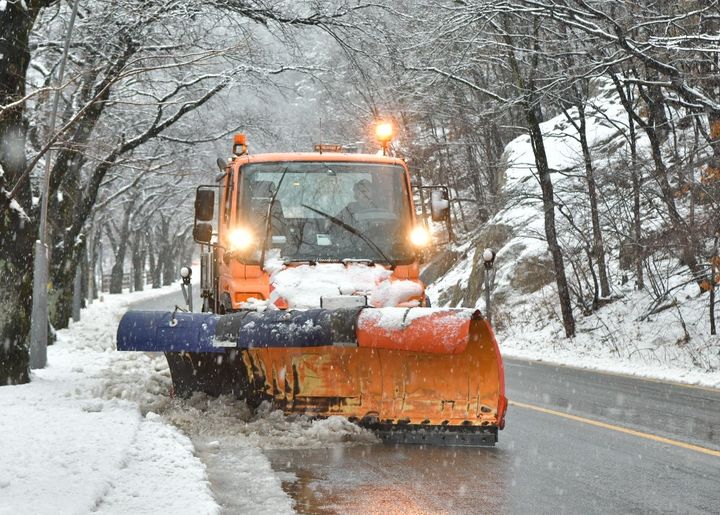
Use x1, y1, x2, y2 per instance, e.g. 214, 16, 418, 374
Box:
201, 295, 215, 313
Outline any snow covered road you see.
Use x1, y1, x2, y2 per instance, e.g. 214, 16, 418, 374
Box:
5, 285, 718, 514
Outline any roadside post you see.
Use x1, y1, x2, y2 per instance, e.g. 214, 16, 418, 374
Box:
483, 248, 496, 325
29, 0, 81, 369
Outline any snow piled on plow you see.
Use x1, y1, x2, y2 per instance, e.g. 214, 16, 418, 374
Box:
99, 351, 378, 450
256, 256, 422, 308
161, 395, 378, 449
101, 352, 378, 450
359, 306, 475, 331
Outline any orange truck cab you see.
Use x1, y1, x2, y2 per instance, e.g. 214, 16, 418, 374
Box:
194, 141, 441, 314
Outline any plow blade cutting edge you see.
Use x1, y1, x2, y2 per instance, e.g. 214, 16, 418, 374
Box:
117, 307, 507, 446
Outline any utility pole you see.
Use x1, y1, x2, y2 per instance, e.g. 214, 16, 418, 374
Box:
29, 0, 80, 369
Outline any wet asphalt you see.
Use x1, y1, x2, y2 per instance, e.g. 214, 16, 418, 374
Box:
130, 289, 720, 514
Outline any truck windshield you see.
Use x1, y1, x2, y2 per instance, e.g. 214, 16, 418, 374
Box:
237, 161, 415, 264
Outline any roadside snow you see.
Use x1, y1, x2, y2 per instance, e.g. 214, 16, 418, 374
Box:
16, 276, 383, 514
152, 388, 377, 514
157, 395, 375, 514
0, 284, 219, 515
497, 280, 720, 389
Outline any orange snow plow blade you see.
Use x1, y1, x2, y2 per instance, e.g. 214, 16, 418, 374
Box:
240, 309, 506, 445
119, 307, 507, 445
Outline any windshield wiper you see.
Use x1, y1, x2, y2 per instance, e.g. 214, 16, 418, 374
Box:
300, 204, 395, 268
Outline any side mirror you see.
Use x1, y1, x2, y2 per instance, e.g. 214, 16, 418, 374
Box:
430, 188, 450, 222
193, 222, 213, 243
195, 189, 215, 222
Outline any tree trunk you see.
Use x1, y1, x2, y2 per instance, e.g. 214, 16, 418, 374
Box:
0, 194, 35, 384
98, 242, 105, 293
49, 236, 85, 329
87, 226, 99, 302
612, 78, 644, 289
502, 21, 575, 337
109, 262, 124, 294
628, 87, 644, 291
162, 244, 175, 286
645, 115, 701, 276
611, 73, 700, 284
109, 205, 135, 294
72, 264, 82, 322
636, 84, 702, 280
526, 103, 576, 337
80, 243, 89, 305
574, 103, 611, 298
711, 235, 718, 336
148, 232, 162, 289
0, 3, 50, 385
131, 231, 146, 292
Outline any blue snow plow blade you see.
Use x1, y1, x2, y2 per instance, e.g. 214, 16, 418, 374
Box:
116, 309, 361, 353
117, 311, 223, 353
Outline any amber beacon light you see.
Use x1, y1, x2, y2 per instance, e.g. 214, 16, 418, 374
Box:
374, 121, 394, 154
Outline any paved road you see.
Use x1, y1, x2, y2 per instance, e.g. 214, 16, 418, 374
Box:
130, 290, 720, 514
264, 360, 720, 514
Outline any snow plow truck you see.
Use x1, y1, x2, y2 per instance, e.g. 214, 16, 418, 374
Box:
117, 125, 507, 446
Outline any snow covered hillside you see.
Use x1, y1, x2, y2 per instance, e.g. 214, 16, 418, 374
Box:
428, 80, 720, 388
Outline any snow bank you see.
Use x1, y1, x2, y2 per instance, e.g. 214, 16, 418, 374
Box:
0, 284, 219, 515
499, 279, 720, 388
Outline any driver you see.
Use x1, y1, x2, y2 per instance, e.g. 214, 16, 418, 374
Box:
336, 178, 376, 226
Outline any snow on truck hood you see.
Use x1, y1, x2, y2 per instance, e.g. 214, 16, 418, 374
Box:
252, 256, 423, 309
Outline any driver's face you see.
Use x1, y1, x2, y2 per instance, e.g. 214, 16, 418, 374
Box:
354, 184, 372, 203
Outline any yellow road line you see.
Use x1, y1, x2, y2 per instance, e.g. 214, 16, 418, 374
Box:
509, 400, 720, 458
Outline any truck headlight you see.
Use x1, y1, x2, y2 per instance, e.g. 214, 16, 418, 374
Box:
409, 226, 431, 247
228, 227, 253, 250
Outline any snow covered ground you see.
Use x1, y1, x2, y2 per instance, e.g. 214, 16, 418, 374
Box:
0, 284, 219, 515
428, 79, 720, 390
497, 281, 720, 389
429, 248, 720, 389
0, 283, 378, 515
